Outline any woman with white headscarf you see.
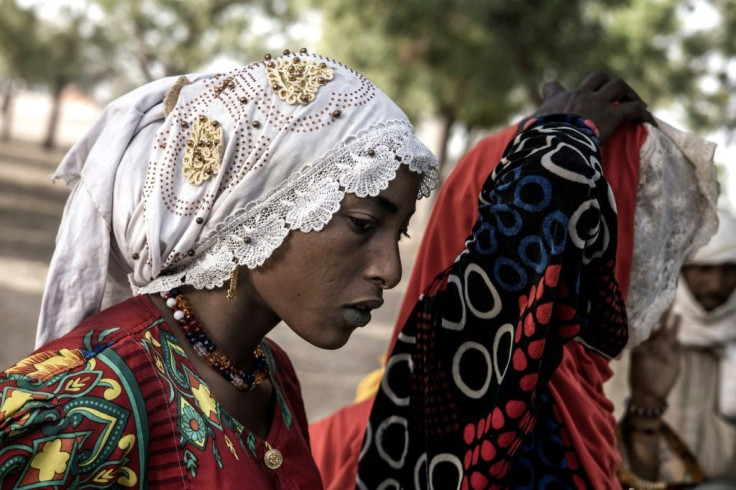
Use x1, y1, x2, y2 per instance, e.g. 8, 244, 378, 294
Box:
0, 51, 439, 487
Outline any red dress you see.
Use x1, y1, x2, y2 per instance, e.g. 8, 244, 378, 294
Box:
0, 295, 322, 489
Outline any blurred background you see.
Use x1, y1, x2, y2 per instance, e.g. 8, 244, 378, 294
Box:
0, 0, 734, 422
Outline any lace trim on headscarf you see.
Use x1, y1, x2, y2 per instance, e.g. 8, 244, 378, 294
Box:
135, 120, 439, 294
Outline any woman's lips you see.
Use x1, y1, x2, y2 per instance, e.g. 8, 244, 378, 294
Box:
343, 306, 372, 327
342, 298, 383, 328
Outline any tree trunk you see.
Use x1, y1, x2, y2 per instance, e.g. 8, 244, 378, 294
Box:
43, 81, 65, 150
1, 79, 15, 143
437, 112, 455, 185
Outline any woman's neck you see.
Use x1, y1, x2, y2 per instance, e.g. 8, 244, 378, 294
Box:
151, 272, 281, 368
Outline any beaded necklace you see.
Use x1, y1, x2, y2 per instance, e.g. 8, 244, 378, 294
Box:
162, 288, 269, 391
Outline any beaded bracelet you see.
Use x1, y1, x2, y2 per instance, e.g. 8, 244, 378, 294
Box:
622, 417, 661, 436
625, 397, 669, 418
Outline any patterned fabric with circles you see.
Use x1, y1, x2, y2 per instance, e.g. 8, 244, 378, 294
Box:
357, 115, 628, 489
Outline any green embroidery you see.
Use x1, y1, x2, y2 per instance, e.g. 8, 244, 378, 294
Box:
183, 449, 198, 477
82, 327, 121, 351
246, 433, 257, 457
97, 344, 151, 484
261, 341, 292, 428
178, 396, 207, 450
159, 330, 190, 389
212, 443, 223, 469
63, 397, 129, 468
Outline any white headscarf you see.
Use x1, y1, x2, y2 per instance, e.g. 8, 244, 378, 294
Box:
37, 52, 439, 347
674, 210, 736, 418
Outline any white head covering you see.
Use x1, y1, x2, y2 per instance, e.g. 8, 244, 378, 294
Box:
674, 210, 736, 418
37, 52, 439, 347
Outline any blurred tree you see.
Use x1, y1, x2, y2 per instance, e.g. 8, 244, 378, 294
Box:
0, 1, 115, 147
604, 0, 735, 137
0, 0, 46, 141
91, 0, 302, 85
316, 0, 734, 170
40, 9, 116, 148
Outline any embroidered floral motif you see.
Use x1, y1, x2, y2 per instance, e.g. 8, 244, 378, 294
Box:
339, 145, 400, 197
265, 57, 334, 105
179, 397, 207, 449
285, 177, 343, 232
182, 116, 224, 185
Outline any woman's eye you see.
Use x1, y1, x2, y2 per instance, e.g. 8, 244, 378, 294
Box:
349, 217, 374, 234
398, 229, 411, 241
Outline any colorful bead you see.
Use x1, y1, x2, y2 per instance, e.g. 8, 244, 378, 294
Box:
166, 288, 269, 391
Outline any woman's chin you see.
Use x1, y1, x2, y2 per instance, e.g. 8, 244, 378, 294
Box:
293, 328, 355, 350
311, 333, 353, 350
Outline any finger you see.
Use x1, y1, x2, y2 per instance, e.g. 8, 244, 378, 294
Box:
643, 110, 657, 127
579, 72, 610, 91
542, 81, 566, 100
597, 78, 645, 104
609, 100, 652, 125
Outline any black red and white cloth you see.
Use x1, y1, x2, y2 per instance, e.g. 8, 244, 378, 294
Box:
357, 115, 628, 489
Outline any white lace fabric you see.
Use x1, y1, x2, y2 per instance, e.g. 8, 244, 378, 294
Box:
136, 121, 438, 294
626, 119, 719, 347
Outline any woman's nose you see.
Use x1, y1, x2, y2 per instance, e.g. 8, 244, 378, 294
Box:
367, 241, 402, 290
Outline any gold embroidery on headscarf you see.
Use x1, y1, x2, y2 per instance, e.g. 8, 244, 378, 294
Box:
182, 115, 224, 185
265, 57, 334, 105
163, 76, 190, 118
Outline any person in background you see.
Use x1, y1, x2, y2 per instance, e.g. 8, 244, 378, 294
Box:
619, 210, 736, 488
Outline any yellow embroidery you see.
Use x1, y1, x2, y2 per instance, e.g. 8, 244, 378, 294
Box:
225, 435, 240, 460
191, 382, 218, 423
30, 439, 70, 481
154, 356, 165, 374
116, 435, 138, 487
93, 468, 116, 484
102, 377, 122, 400
0, 389, 33, 418
117, 467, 138, 487
266, 57, 334, 105
182, 115, 224, 185
144, 331, 161, 347
64, 377, 87, 392
5, 349, 85, 381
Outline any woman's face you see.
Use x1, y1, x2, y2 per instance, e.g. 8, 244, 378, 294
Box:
250, 166, 422, 349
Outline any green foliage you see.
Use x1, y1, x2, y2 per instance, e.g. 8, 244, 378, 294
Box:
317, 0, 735, 160
91, 0, 305, 86
0, 0, 48, 83
0, 1, 117, 90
